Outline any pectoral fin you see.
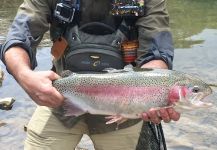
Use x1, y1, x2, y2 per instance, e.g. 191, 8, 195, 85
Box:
105, 115, 128, 125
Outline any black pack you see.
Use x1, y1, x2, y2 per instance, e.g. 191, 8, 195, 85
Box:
53, 0, 139, 72
64, 21, 131, 72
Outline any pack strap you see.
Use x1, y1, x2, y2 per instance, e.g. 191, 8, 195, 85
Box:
51, 37, 68, 59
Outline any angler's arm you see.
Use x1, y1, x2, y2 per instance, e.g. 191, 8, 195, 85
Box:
141, 60, 168, 69
4, 47, 64, 108
1, 0, 64, 108
135, 0, 180, 123
135, 0, 174, 69
0, 0, 55, 69
140, 60, 180, 124
140, 60, 180, 123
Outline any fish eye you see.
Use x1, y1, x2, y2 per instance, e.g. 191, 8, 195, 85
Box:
192, 86, 200, 93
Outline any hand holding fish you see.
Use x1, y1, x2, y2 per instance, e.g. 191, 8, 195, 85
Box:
140, 60, 180, 124
17, 70, 65, 108
141, 108, 180, 124
4, 48, 64, 108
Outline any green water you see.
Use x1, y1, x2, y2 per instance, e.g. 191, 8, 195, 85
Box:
168, 0, 217, 48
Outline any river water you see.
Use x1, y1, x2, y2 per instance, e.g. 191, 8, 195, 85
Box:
0, 0, 217, 150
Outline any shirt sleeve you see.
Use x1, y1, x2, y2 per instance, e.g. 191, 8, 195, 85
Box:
135, 0, 174, 69
0, 0, 55, 69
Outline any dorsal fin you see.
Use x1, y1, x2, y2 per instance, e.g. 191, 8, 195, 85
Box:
102, 68, 121, 73
123, 64, 134, 71
133, 67, 154, 72
123, 64, 154, 72
103, 64, 134, 73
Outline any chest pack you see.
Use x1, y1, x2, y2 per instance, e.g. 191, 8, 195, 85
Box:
51, 0, 142, 72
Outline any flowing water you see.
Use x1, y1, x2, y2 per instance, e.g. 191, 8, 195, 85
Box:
0, 0, 217, 149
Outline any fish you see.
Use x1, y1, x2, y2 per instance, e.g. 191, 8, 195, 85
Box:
53, 66, 213, 124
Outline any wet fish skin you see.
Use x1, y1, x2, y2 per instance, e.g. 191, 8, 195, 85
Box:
53, 67, 212, 122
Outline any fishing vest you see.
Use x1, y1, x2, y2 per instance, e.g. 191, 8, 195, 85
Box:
50, 0, 142, 132
50, 0, 141, 73
50, 1, 167, 149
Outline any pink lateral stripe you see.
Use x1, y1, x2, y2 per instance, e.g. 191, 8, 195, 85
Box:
74, 85, 168, 101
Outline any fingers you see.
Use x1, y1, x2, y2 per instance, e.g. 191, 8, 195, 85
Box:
39, 86, 64, 108
24, 71, 64, 108
167, 107, 181, 121
30, 87, 64, 108
147, 109, 161, 124
141, 108, 181, 124
141, 109, 161, 124
51, 87, 65, 107
159, 109, 171, 123
46, 71, 61, 81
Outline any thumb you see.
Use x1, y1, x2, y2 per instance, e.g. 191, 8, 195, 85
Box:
47, 71, 60, 81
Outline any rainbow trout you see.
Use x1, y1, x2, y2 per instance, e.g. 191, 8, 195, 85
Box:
53, 67, 213, 124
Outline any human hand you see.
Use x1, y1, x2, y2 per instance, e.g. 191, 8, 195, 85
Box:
4, 47, 64, 108
141, 107, 180, 124
140, 60, 180, 124
17, 70, 64, 108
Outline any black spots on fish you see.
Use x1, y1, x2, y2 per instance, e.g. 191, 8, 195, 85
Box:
53, 79, 72, 94
52, 81, 61, 88
148, 88, 169, 108
60, 70, 73, 77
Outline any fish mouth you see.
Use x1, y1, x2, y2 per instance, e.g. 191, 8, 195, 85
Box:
189, 93, 213, 108
173, 91, 213, 113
